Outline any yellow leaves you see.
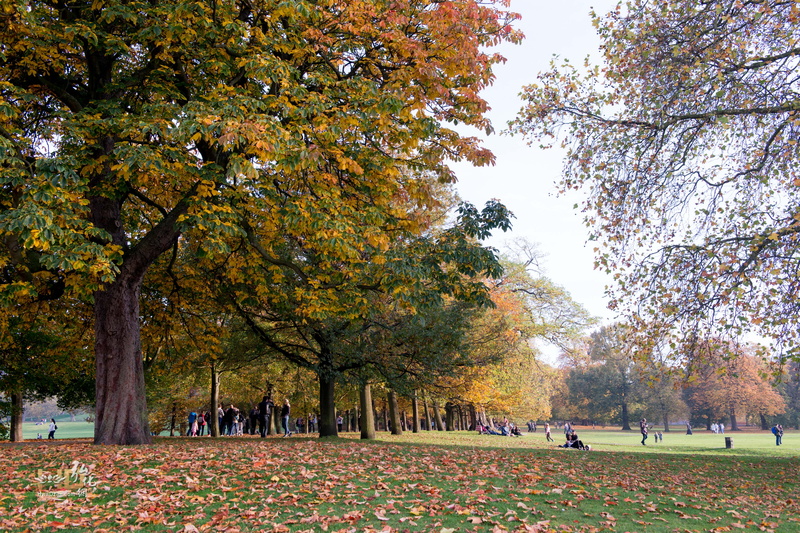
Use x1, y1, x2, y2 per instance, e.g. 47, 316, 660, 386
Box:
26, 229, 50, 251
337, 157, 364, 175
195, 180, 218, 198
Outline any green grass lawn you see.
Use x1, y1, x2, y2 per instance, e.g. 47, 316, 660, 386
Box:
22, 420, 95, 440
1, 428, 797, 532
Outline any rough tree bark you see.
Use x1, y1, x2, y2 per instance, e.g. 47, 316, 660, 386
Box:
359, 382, 376, 440
729, 408, 739, 431
209, 363, 220, 437
620, 402, 631, 431
445, 402, 455, 431
422, 393, 430, 430
9, 391, 23, 442
94, 274, 152, 445
388, 391, 402, 435
169, 401, 177, 437
91, 174, 188, 445
432, 400, 444, 431
411, 392, 420, 433
318, 361, 338, 437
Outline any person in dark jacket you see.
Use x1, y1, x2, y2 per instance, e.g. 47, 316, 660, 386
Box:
258, 396, 273, 438
222, 405, 237, 436
281, 399, 291, 437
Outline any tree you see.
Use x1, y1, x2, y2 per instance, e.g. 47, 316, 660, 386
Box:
431, 250, 592, 424
513, 0, 800, 362
637, 349, 688, 432
227, 201, 512, 437
0, 308, 93, 441
684, 340, 785, 430
776, 360, 800, 430
564, 325, 642, 430
0, 0, 519, 444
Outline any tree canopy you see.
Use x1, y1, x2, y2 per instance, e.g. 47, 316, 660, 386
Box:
513, 0, 800, 363
0, 0, 520, 444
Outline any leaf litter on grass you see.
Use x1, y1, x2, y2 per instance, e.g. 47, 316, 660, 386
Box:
0, 435, 798, 532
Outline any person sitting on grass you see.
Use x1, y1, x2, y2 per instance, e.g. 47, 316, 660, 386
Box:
560, 431, 589, 450
478, 424, 502, 435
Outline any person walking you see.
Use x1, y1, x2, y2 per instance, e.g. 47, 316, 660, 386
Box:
187, 411, 197, 436
203, 411, 211, 436
640, 418, 648, 445
281, 399, 291, 437
544, 422, 554, 442
198, 411, 207, 436
48, 418, 57, 440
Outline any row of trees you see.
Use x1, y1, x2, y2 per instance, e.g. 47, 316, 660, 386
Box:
5, 0, 799, 444
1, 0, 535, 444
139, 237, 592, 439
552, 326, 800, 431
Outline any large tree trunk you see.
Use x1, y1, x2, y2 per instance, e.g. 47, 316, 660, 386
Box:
432, 400, 444, 431
760, 413, 769, 431
169, 401, 177, 437
89, 155, 188, 445
411, 392, 420, 433
445, 402, 455, 431
388, 390, 402, 435
9, 391, 23, 442
271, 408, 280, 435
94, 275, 152, 445
422, 393, 430, 430
662, 411, 670, 432
729, 407, 739, 431
360, 383, 376, 440
620, 401, 631, 431
210, 363, 221, 437
318, 370, 338, 437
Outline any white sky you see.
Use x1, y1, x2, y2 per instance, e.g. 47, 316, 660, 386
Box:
453, 0, 619, 325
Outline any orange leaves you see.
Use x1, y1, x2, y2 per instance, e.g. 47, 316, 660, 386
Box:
2, 436, 800, 532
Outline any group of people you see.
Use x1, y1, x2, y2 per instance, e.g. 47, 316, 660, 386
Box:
710, 422, 725, 434
560, 429, 590, 450
476, 420, 573, 446
639, 418, 664, 445
477, 417, 523, 437
185, 398, 297, 437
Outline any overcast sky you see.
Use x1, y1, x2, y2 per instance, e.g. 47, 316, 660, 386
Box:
453, 0, 619, 326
